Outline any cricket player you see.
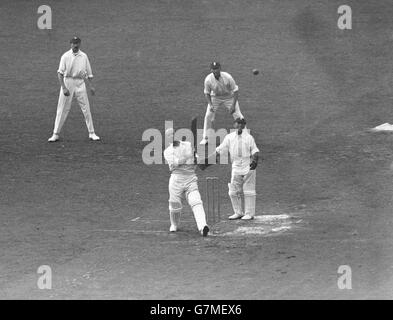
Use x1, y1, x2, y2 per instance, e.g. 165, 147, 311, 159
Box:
200, 62, 245, 145
215, 118, 259, 220
48, 37, 100, 142
163, 128, 209, 236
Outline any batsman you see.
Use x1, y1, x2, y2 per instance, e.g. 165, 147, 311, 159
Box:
163, 128, 209, 236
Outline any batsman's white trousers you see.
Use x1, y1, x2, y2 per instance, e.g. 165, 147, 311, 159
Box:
168, 173, 207, 231
52, 78, 95, 135
203, 96, 244, 139
168, 173, 200, 208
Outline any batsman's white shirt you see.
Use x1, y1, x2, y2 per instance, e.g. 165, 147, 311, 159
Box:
204, 72, 239, 99
57, 49, 93, 79
216, 130, 259, 176
163, 141, 196, 175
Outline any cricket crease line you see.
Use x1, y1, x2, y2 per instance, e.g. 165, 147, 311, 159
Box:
91, 229, 169, 234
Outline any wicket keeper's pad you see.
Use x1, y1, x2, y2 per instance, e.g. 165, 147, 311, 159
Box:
228, 183, 242, 216
231, 170, 256, 217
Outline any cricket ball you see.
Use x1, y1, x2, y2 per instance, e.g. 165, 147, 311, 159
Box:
252, 69, 259, 75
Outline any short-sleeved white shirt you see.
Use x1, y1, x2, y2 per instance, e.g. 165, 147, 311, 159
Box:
204, 72, 239, 99
163, 141, 196, 175
216, 130, 259, 175
57, 49, 93, 79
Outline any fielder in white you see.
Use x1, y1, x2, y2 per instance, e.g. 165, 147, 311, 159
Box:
215, 118, 259, 220
48, 37, 100, 142
200, 62, 245, 145
163, 128, 209, 236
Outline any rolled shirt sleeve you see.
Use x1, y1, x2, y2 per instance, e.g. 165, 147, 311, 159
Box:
57, 54, 66, 75
249, 136, 259, 154
203, 76, 211, 95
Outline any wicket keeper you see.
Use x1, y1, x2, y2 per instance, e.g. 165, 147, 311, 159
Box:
215, 118, 259, 220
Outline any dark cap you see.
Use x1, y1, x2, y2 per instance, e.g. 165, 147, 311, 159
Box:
234, 117, 246, 125
210, 61, 221, 69
70, 36, 81, 44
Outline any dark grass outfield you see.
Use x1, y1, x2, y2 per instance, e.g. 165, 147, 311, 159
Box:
1, 0, 393, 298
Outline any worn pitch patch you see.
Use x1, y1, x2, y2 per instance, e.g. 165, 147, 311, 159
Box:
254, 214, 290, 222
220, 214, 295, 236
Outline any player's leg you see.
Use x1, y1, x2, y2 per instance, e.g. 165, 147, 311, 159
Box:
74, 81, 99, 140
49, 82, 75, 141
201, 102, 218, 145
231, 100, 244, 120
168, 175, 183, 232
223, 99, 244, 120
228, 173, 244, 219
241, 170, 257, 220
186, 176, 209, 236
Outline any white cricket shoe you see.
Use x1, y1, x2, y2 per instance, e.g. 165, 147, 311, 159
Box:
241, 214, 254, 220
48, 134, 59, 142
228, 213, 244, 220
89, 133, 101, 141
169, 225, 177, 232
201, 225, 209, 237
199, 137, 208, 145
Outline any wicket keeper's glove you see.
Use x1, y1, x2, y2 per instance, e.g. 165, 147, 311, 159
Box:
250, 160, 258, 170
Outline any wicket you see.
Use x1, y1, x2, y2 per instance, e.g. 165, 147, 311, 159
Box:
205, 177, 220, 224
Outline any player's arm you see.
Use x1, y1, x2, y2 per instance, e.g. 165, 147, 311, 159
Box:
228, 74, 239, 114
57, 55, 70, 96
197, 136, 228, 170
250, 151, 259, 170
164, 147, 189, 167
205, 93, 213, 110
230, 90, 239, 115
57, 73, 69, 96
249, 137, 260, 170
204, 77, 213, 110
164, 148, 179, 167
83, 55, 95, 95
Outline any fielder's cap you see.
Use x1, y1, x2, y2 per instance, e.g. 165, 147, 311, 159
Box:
210, 61, 221, 69
234, 117, 246, 125
70, 36, 81, 44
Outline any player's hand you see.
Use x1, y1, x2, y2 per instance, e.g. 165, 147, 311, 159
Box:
62, 87, 70, 96
209, 104, 214, 112
229, 105, 235, 115
90, 86, 96, 96
250, 160, 258, 170
78, 71, 88, 79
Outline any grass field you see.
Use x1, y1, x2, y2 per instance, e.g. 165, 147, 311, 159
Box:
1, 0, 393, 299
